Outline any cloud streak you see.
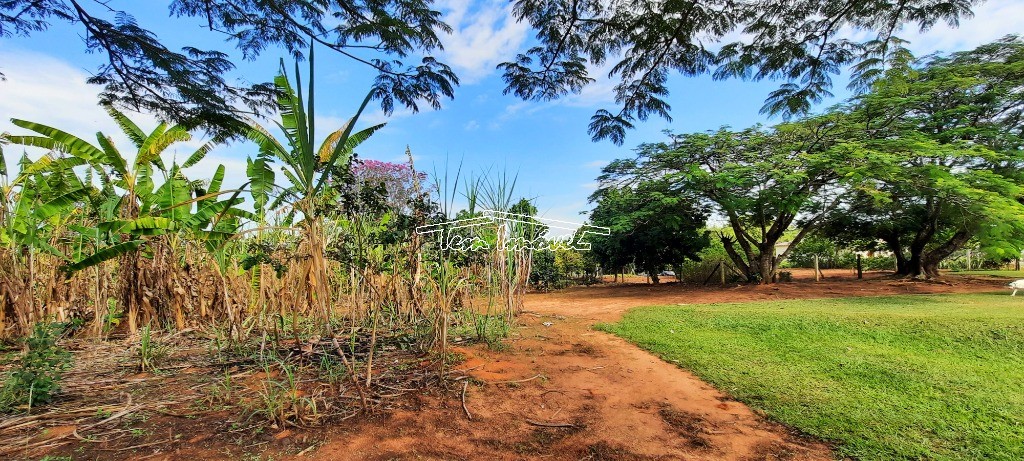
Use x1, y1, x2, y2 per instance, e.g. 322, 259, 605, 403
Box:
436, 0, 529, 83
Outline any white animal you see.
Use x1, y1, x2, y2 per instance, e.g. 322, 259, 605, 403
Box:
1009, 279, 1024, 296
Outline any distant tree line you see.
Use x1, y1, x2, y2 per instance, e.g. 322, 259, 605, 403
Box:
586, 37, 1024, 284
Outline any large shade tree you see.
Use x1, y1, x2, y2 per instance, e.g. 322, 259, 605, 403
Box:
600, 114, 859, 283
825, 36, 1024, 278
587, 182, 709, 284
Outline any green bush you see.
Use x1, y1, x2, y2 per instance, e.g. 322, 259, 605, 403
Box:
862, 255, 896, 271
530, 250, 562, 290
1, 322, 73, 411
784, 235, 858, 269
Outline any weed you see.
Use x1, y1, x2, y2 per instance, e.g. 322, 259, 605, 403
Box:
138, 325, 166, 373
247, 360, 320, 427
0, 322, 72, 412
130, 427, 150, 438
208, 370, 235, 405
317, 353, 346, 384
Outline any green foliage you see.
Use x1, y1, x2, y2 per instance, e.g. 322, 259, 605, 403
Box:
598, 36, 1024, 282
1, 323, 73, 411
587, 183, 709, 283
502, 0, 978, 144
600, 114, 855, 283
820, 36, 1024, 277
243, 57, 380, 221
529, 249, 560, 290
2, 106, 243, 273
529, 245, 594, 289
0, 1, 457, 133
674, 232, 738, 283
784, 234, 856, 269
137, 326, 166, 373
601, 294, 1024, 459
246, 359, 318, 427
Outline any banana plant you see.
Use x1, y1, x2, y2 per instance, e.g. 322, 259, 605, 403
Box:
3, 107, 244, 332
243, 53, 384, 222
3, 105, 244, 271
0, 150, 90, 257
242, 51, 382, 402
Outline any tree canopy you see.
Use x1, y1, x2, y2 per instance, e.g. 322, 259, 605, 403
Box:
500, 0, 981, 144
825, 35, 1024, 277
599, 114, 858, 283
596, 36, 1024, 282
0, 0, 458, 133
587, 181, 709, 283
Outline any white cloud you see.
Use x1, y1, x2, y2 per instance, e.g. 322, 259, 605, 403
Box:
833, 0, 1023, 57
437, 0, 529, 83
359, 106, 420, 126
896, 0, 1024, 55
583, 159, 609, 169
0, 48, 251, 190
464, 120, 480, 131
0, 49, 155, 166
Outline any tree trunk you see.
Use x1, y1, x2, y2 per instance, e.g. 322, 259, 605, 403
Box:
756, 252, 775, 285
883, 236, 909, 275
906, 249, 924, 278
894, 251, 909, 275
921, 231, 972, 278
720, 236, 752, 282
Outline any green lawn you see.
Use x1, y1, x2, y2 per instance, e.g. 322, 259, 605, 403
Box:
597, 294, 1024, 460
950, 270, 1024, 279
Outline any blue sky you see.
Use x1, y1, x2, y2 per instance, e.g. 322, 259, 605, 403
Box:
1, 0, 1022, 226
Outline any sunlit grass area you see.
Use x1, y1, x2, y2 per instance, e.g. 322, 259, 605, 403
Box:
599, 294, 1024, 460
950, 270, 1024, 279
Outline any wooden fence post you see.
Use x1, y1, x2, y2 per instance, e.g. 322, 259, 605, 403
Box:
857, 254, 863, 279
814, 255, 820, 282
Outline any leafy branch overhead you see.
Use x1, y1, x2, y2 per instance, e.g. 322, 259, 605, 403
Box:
500, 0, 980, 144
0, 0, 458, 133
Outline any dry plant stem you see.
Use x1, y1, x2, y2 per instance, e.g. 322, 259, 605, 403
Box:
461, 380, 472, 420
329, 335, 369, 410
490, 374, 544, 385
365, 297, 379, 387
525, 419, 577, 428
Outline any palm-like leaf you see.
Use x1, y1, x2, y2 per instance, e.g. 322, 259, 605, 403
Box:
64, 240, 144, 273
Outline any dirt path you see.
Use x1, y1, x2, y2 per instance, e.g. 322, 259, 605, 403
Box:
306, 271, 1009, 460
25, 271, 1007, 460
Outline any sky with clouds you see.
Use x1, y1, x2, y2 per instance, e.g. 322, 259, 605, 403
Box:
1, 0, 1022, 226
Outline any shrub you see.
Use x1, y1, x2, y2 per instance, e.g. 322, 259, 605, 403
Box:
1, 322, 73, 411
862, 256, 897, 271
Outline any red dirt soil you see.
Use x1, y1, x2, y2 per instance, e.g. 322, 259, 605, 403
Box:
303, 271, 1011, 461
15, 270, 1015, 460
